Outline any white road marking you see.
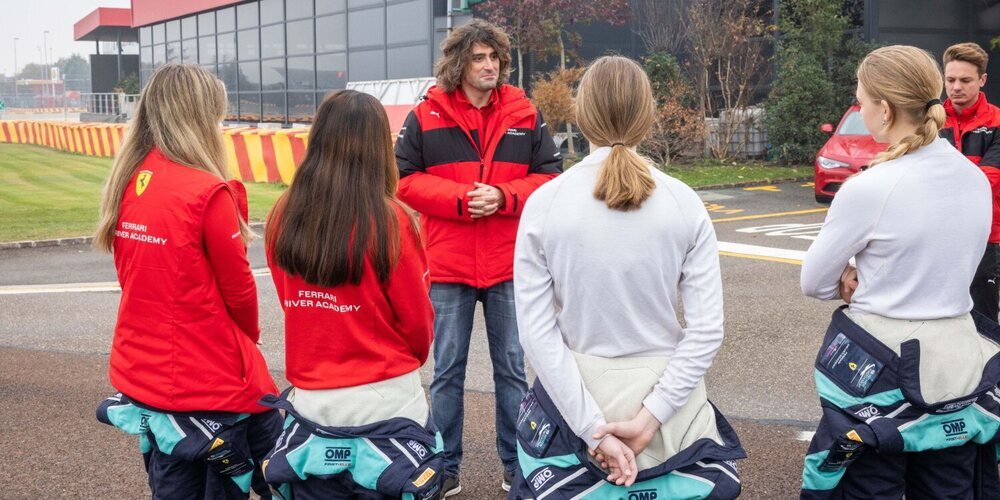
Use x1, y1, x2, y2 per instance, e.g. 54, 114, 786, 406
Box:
796, 431, 815, 442
0, 243, 808, 296
0, 268, 273, 295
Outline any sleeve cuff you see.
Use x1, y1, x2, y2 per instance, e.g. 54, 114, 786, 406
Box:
642, 393, 678, 425
496, 185, 515, 215
580, 417, 609, 450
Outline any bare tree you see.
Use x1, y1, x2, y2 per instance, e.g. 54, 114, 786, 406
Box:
684, 0, 770, 159
632, 0, 688, 55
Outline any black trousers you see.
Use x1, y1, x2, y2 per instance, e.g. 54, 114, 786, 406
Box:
971, 243, 1000, 322
830, 442, 998, 500
143, 409, 283, 500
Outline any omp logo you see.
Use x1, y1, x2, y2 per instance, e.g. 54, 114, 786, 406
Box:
628, 489, 658, 500
139, 413, 151, 432
200, 419, 222, 432
724, 460, 738, 471
430, 111, 441, 118
531, 467, 554, 489
406, 440, 429, 460
854, 405, 879, 419
136, 170, 153, 196
325, 447, 352, 466
506, 128, 527, 137
942, 419, 967, 437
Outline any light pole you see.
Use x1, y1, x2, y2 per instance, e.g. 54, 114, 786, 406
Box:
43, 30, 50, 108
12, 37, 18, 105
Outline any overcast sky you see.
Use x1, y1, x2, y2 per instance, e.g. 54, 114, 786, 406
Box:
0, 0, 131, 77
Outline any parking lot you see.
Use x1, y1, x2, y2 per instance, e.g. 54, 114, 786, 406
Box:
0, 180, 838, 498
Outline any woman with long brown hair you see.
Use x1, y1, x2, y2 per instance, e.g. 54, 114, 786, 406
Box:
93, 63, 281, 499
260, 90, 441, 498
510, 56, 745, 499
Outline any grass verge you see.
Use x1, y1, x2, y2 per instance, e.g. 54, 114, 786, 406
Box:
0, 143, 286, 242
659, 159, 810, 187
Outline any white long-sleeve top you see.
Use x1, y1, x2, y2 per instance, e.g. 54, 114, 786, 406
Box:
801, 138, 991, 319
514, 147, 724, 449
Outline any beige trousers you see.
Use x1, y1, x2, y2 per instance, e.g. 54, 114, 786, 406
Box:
573, 351, 723, 472
289, 369, 429, 427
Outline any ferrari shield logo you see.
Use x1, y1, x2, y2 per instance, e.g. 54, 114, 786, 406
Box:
136, 170, 153, 196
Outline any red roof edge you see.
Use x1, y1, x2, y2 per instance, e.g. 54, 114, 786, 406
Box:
74, 7, 134, 41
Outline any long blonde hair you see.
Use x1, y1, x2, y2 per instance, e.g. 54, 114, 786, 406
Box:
575, 56, 657, 211
857, 46, 946, 168
94, 63, 249, 252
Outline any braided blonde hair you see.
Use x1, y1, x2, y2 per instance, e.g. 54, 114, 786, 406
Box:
857, 46, 945, 168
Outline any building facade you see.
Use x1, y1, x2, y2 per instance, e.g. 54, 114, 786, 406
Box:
134, 0, 444, 123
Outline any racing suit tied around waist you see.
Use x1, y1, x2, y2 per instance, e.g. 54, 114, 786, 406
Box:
511, 352, 746, 499
257, 389, 445, 500
802, 306, 1000, 497
96, 393, 258, 493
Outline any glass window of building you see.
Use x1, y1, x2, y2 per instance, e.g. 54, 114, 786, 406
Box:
262, 58, 286, 90
348, 0, 382, 7
286, 19, 314, 55
139, 26, 151, 46
287, 0, 313, 20
217, 7, 236, 32
288, 92, 315, 122
199, 36, 217, 65
388, 44, 430, 79
238, 29, 260, 60
261, 24, 285, 59
227, 92, 239, 120
287, 56, 315, 90
316, 53, 347, 89
152, 23, 165, 44
387, 0, 428, 45
262, 92, 286, 122
348, 7, 384, 48
182, 16, 197, 39
240, 93, 262, 122
316, 0, 346, 15
349, 49, 385, 81
261, 0, 284, 22
316, 14, 346, 52
153, 44, 166, 66
218, 32, 237, 63
220, 63, 238, 90
167, 41, 182, 62
239, 61, 262, 91
182, 39, 198, 63
198, 11, 216, 35
201, 64, 217, 76
166, 20, 180, 41
237, 2, 259, 30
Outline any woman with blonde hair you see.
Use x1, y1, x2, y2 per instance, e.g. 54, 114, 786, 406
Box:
510, 55, 745, 499
800, 45, 1000, 499
93, 63, 281, 499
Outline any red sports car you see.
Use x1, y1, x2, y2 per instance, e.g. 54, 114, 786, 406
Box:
813, 105, 888, 203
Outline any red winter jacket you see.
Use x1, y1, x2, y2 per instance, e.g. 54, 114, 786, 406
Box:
394, 84, 563, 288
267, 202, 435, 389
110, 148, 278, 413
942, 93, 1000, 242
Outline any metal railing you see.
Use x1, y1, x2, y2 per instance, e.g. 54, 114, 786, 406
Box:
82, 93, 140, 118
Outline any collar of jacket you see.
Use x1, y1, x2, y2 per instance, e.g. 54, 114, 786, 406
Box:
945, 91, 988, 121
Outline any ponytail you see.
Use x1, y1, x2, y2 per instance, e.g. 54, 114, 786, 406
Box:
594, 144, 656, 210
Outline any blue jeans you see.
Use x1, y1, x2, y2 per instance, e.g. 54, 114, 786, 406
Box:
429, 281, 528, 476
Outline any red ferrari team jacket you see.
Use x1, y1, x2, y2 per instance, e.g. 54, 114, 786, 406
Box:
109, 148, 277, 413
394, 84, 563, 288
942, 92, 1000, 242
267, 202, 435, 389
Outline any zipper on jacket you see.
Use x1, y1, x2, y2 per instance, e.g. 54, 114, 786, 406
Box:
479, 162, 485, 181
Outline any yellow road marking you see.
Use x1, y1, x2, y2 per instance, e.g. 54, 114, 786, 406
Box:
744, 185, 781, 192
712, 208, 828, 223
801, 182, 815, 187
719, 251, 802, 266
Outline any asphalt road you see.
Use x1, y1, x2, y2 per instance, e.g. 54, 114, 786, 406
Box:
0, 180, 830, 498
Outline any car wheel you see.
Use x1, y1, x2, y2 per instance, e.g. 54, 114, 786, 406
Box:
815, 194, 833, 204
